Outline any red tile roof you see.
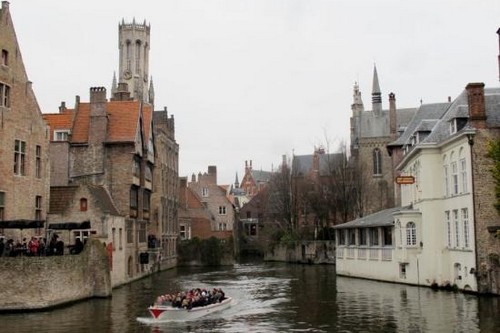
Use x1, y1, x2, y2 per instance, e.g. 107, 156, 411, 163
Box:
42, 110, 74, 141
44, 100, 153, 145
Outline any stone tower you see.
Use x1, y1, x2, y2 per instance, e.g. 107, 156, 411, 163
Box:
116, 18, 153, 103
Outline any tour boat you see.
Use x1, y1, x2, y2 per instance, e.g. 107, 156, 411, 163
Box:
148, 296, 233, 321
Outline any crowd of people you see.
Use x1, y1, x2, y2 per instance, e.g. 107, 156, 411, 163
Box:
0, 234, 84, 257
155, 288, 226, 310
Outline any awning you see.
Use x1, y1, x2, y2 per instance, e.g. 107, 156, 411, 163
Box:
47, 221, 91, 230
0, 220, 45, 229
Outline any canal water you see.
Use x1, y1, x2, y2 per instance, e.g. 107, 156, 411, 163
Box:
1, 261, 499, 332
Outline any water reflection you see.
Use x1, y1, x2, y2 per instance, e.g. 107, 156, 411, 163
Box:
0, 262, 498, 333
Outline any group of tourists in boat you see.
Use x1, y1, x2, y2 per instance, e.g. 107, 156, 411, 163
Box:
155, 288, 226, 310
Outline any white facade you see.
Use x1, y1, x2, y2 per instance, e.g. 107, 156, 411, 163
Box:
336, 88, 480, 292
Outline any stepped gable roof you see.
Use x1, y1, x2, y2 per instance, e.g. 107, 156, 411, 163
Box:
423, 87, 500, 145
49, 186, 79, 214
333, 205, 412, 229
389, 102, 450, 147
42, 109, 74, 140
70, 100, 153, 144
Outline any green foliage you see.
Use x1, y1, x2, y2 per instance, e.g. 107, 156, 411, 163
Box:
487, 139, 500, 213
177, 236, 233, 266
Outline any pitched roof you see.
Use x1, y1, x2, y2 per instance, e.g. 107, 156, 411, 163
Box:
42, 109, 74, 141
49, 185, 120, 216
292, 153, 343, 176
333, 205, 412, 229
46, 100, 153, 144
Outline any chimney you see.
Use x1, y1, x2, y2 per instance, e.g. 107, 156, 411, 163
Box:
466, 82, 486, 128
59, 101, 66, 113
2, 1, 9, 11
389, 92, 397, 140
191, 173, 196, 183
90, 87, 107, 104
208, 165, 217, 184
447, 96, 451, 103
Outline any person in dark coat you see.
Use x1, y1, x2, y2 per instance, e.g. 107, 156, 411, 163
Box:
71, 238, 84, 254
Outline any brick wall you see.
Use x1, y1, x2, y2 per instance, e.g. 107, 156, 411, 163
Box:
472, 128, 500, 295
0, 239, 111, 311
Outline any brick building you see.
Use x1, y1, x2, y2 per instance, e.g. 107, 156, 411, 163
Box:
179, 166, 233, 240
151, 107, 179, 269
239, 160, 273, 198
0, 1, 50, 240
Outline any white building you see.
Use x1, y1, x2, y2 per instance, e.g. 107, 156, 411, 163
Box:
334, 84, 500, 292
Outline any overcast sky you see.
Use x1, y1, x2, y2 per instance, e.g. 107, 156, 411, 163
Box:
11, 0, 500, 185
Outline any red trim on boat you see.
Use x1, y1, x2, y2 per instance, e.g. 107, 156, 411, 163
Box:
150, 308, 166, 319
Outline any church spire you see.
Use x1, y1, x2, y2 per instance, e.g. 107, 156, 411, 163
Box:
234, 172, 239, 188
111, 71, 117, 97
372, 64, 382, 116
148, 76, 155, 105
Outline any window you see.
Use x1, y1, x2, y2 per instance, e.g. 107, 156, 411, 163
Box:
73, 230, 90, 243
145, 164, 152, 182
80, 198, 87, 211
126, 41, 131, 71
246, 211, 251, 218
453, 209, 460, 247
0, 82, 10, 107
406, 222, 416, 246
14, 140, 26, 175
130, 186, 139, 217
338, 230, 346, 245
219, 206, 226, 215
382, 227, 392, 246
0, 192, 4, 220
112, 228, 116, 251
373, 148, 382, 175
54, 130, 70, 141
119, 228, 123, 250
218, 223, 227, 231
202, 187, 209, 197
126, 221, 133, 243
138, 222, 146, 243
443, 165, 449, 197
133, 158, 140, 178
370, 228, 379, 246
348, 229, 356, 245
35, 145, 42, 178
359, 229, 367, 246
180, 225, 187, 240
135, 40, 141, 74
1, 49, 8, 66
143, 190, 151, 219
462, 208, 470, 248
450, 120, 457, 134
400, 263, 407, 279
445, 211, 451, 247
460, 158, 467, 193
451, 162, 458, 195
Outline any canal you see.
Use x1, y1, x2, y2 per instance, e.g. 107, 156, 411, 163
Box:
1, 261, 499, 332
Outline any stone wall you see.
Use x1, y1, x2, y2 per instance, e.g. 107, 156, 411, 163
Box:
264, 241, 336, 264
0, 239, 111, 311
472, 128, 500, 295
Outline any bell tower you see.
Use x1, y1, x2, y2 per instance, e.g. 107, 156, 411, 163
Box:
117, 18, 151, 103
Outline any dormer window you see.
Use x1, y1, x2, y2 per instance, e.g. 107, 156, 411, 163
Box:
54, 130, 70, 141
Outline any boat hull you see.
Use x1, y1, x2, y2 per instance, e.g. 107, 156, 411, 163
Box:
148, 297, 232, 321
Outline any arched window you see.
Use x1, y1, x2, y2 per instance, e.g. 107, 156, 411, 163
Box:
406, 222, 416, 246
80, 198, 88, 212
126, 40, 131, 71
373, 148, 382, 175
135, 40, 141, 74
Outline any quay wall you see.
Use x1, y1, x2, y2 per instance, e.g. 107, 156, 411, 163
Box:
264, 241, 336, 264
0, 239, 111, 311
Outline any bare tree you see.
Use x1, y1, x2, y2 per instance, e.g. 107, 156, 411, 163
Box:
265, 157, 294, 231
